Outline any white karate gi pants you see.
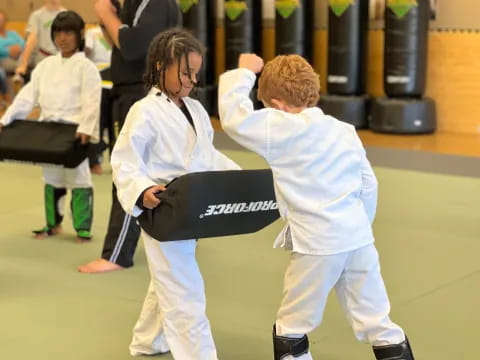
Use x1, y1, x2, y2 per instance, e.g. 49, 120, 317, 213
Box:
276, 244, 405, 360
42, 158, 92, 188
130, 231, 218, 360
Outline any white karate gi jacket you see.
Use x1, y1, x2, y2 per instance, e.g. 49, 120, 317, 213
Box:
1, 52, 101, 142
111, 88, 240, 218
219, 69, 378, 255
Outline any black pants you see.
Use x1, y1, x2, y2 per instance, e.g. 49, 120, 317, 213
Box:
101, 84, 145, 267
88, 88, 111, 167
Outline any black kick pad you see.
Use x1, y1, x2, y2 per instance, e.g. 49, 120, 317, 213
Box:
137, 169, 280, 241
370, 97, 436, 134
0, 119, 89, 168
319, 94, 369, 129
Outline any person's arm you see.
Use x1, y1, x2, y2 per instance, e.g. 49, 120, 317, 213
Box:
0, 82, 36, 127
97, 0, 181, 61
99, 25, 114, 47
16, 12, 38, 75
218, 55, 275, 160
76, 62, 102, 144
15, 32, 37, 75
0, 66, 39, 128
110, 103, 159, 217
95, 0, 122, 49
358, 145, 378, 224
8, 41, 23, 59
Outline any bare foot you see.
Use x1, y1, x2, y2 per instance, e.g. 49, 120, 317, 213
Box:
33, 225, 62, 239
75, 237, 92, 244
77, 258, 125, 273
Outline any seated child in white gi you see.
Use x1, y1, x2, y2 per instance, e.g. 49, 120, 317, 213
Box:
110, 29, 239, 359
0, 11, 101, 242
218, 54, 414, 360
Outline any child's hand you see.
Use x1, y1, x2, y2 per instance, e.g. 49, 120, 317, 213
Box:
143, 185, 166, 209
76, 132, 91, 145
15, 64, 27, 76
238, 54, 264, 74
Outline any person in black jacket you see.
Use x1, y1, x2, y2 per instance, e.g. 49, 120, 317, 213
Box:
78, 0, 181, 273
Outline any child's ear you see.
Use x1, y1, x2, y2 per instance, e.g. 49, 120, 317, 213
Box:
271, 98, 285, 111
156, 61, 161, 71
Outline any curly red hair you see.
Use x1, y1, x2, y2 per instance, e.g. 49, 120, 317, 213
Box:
258, 55, 320, 108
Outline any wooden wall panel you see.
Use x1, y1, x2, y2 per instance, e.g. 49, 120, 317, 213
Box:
4, 8, 480, 135
426, 31, 480, 134
1, 0, 97, 22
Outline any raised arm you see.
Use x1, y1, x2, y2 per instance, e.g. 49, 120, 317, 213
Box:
218, 54, 275, 159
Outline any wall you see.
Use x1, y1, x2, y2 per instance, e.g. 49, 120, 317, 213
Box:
3, 0, 480, 29
0, 0, 98, 22
3, 1, 480, 134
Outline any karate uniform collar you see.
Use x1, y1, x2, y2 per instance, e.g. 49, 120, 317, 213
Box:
56, 51, 86, 61
150, 87, 174, 103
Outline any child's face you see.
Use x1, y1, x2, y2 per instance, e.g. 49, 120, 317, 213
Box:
163, 51, 202, 100
54, 30, 77, 58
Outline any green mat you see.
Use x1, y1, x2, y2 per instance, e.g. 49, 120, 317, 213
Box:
1, 149, 479, 359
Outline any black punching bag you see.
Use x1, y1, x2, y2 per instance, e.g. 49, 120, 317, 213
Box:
384, 0, 430, 97
319, 0, 369, 129
327, 0, 369, 95
224, 0, 262, 70
275, 0, 314, 62
370, 0, 436, 134
181, 0, 217, 115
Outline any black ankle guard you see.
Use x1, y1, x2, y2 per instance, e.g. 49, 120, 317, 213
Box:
273, 325, 309, 360
373, 337, 414, 360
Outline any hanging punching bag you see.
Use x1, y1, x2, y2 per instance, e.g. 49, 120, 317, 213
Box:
370, 0, 436, 133
180, 0, 217, 115
384, 0, 430, 97
224, 0, 262, 108
275, 0, 314, 63
224, 0, 262, 70
327, 0, 369, 95
319, 0, 369, 129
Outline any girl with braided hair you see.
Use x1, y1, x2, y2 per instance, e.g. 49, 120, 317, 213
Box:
110, 28, 239, 359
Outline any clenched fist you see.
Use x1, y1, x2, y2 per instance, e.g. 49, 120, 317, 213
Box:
238, 53, 264, 74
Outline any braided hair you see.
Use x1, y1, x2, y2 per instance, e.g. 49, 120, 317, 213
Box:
143, 28, 206, 95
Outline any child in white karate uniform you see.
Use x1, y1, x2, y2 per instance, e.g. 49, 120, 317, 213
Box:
110, 29, 239, 359
218, 53, 415, 360
0, 11, 101, 242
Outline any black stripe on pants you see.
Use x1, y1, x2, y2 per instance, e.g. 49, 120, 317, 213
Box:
100, 86, 144, 267
102, 184, 141, 267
